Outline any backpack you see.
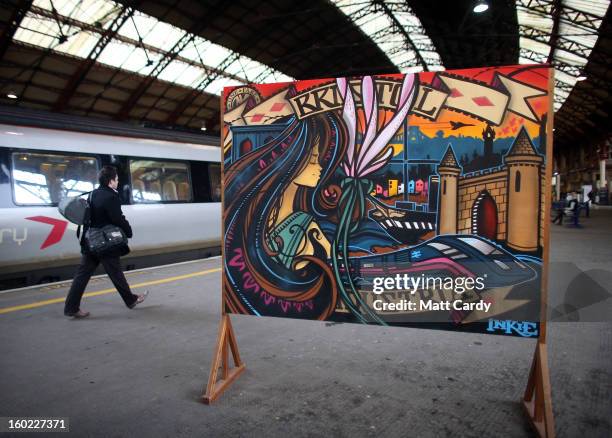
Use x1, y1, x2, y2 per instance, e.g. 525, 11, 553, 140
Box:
58, 192, 92, 241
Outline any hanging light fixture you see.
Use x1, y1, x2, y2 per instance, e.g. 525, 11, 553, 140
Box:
473, 0, 489, 13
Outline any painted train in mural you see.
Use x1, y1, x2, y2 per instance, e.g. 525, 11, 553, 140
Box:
221, 65, 550, 336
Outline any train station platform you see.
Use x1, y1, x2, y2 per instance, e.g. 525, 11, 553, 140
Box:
0, 211, 610, 437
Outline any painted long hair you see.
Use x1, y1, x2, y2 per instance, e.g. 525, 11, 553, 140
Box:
223, 112, 347, 320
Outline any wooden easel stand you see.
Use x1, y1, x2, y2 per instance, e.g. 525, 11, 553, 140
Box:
522, 342, 555, 437
202, 314, 245, 404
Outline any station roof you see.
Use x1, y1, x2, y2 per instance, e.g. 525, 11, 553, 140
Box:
0, 0, 610, 152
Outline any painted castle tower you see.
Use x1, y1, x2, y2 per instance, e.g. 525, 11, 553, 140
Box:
436, 126, 544, 253
437, 147, 461, 235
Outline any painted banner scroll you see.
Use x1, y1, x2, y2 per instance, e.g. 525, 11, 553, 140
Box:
222, 64, 552, 337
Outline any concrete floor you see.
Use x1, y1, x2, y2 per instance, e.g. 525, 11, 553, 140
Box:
0, 210, 610, 437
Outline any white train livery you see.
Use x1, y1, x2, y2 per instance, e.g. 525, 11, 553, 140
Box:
0, 124, 221, 290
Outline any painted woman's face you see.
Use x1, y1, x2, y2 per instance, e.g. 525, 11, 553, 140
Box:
293, 145, 322, 187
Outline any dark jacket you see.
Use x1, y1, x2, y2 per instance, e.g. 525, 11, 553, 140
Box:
82, 185, 133, 257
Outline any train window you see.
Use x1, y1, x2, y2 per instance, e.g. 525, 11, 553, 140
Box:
458, 237, 503, 255
208, 163, 221, 202
428, 242, 450, 251
129, 159, 191, 203
494, 259, 511, 270
11, 152, 98, 205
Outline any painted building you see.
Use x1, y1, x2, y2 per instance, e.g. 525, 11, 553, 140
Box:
437, 126, 544, 252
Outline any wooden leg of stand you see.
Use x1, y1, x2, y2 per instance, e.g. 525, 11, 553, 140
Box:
202, 314, 245, 404
522, 342, 555, 437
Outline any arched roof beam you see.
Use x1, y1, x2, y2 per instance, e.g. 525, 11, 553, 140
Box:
330, 0, 444, 73
517, 0, 609, 111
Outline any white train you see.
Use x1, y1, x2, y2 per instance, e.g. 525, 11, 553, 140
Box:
0, 123, 221, 290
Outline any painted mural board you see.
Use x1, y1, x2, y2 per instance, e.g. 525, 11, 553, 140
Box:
222, 65, 552, 338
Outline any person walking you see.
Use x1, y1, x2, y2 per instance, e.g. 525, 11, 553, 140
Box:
585, 190, 595, 217
64, 165, 147, 318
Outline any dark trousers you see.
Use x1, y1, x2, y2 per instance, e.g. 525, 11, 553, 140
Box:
64, 253, 137, 314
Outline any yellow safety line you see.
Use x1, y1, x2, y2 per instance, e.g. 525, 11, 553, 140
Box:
0, 267, 221, 315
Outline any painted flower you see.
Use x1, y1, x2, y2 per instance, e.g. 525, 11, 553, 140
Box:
336, 74, 417, 178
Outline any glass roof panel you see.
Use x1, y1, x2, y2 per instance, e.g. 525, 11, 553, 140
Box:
520, 37, 550, 56
555, 70, 578, 86
517, 0, 610, 111
37, 0, 117, 25
14, 15, 58, 48
389, 50, 417, 67
55, 31, 99, 58
201, 43, 232, 68
157, 59, 190, 83
240, 60, 268, 83
203, 77, 242, 95
96, 40, 136, 68
173, 64, 206, 88
116, 13, 144, 41
330, 0, 445, 73
554, 49, 590, 66
564, 0, 609, 24
12, 0, 293, 99
141, 21, 184, 49
222, 57, 245, 76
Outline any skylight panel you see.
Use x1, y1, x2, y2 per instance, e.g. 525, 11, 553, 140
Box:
403, 66, 424, 74
157, 59, 190, 84
222, 57, 247, 77
178, 39, 213, 64
255, 68, 278, 83
141, 21, 184, 49
12, 0, 293, 101
173, 64, 206, 88
394, 11, 421, 28
201, 43, 233, 68
240, 61, 268, 83
204, 77, 242, 95
13, 15, 57, 48
360, 13, 391, 36
554, 48, 590, 66
517, 0, 610, 111
519, 48, 547, 64
564, 0, 609, 19
266, 71, 293, 83
330, 0, 445, 73
118, 13, 155, 41
389, 50, 418, 67
36, 0, 116, 25
55, 31, 99, 58
555, 70, 578, 86
517, 7, 553, 31
95, 40, 134, 68
520, 37, 550, 56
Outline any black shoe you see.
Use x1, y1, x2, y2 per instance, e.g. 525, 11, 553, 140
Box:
128, 290, 149, 309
